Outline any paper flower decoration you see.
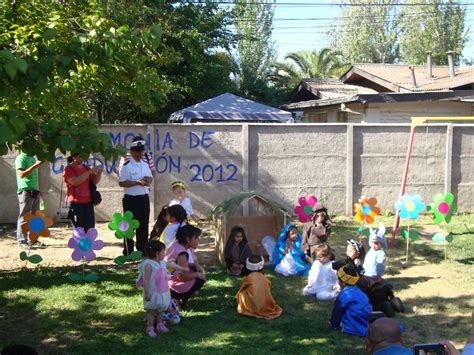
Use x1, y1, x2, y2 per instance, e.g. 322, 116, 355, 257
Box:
427, 193, 457, 224
108, 211, 140, 239
294, 196, 318, 222
395, 194, 425, 220
354, 196, 380, 224
68, 227, 104, 261
432, 233, 454, 244
21, 211, 53, 242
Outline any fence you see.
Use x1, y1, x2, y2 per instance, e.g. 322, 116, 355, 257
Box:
1, 123, 473, 223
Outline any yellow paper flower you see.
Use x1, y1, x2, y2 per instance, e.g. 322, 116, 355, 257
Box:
21, 211, 53, 242
353, 196, 380, 224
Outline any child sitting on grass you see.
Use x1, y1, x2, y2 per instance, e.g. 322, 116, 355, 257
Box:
363, 223, 387, 280
169, 181, 198, 220
272, 224, 310, 276
136, 239, 187, 337
303, 244, 339, 300
236, 255, 282, 320
224, 226, 252, 276
345, 239, 366, 274
150, 205, 169, 241
162, 204, 187, 248
331, 265, 372, 337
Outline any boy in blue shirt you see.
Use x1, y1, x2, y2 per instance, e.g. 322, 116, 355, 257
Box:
363, 224, 387, 280
331, 265, 373, 337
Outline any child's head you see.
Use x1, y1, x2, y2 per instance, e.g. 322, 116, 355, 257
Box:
312, 203, 330, 224
171, 181, 186, 202
176, 224, 202, 249
369, 234, 385, 251
166, 204, 187, 224
346, 239, 366, 262
228, 226, 247, 246
369, 222, 387, 250
314, 244, 335, 264
336, 265, 360, 288
145, 239, 166, 260
287, 226, 298, 241
246, 254, 264, 273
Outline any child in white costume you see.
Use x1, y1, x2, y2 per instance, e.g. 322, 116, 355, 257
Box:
303, 244, 339, 300
136, 239, 187, 337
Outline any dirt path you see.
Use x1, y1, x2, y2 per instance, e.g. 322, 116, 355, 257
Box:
0, 222, 219, 271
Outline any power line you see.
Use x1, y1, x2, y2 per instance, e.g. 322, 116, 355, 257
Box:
233, 8, 474, 21
178, 1, 474, 6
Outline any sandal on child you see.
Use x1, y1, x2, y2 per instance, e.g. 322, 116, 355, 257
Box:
146, 326, 157, 337
156, 323, 169, 333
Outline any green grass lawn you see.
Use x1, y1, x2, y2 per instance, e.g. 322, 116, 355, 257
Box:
1, 216, 473, 354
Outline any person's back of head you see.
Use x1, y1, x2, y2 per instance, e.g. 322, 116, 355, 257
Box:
367, 317, 405, 354
1, 344, 38, 355
337, 264, 360, 287
167, 204, 187, 224
246, 254, 264, 273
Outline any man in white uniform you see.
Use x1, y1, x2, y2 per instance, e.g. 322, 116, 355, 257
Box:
118, 137, 153, 255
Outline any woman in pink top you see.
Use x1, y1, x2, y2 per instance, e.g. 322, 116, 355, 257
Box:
165, 224, 206, 308
63, 153, 102, 231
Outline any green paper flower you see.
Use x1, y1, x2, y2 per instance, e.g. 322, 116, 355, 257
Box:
427, 193, 457, 224
19, 251, 43, 264
402, 229, 419, 241
108, 211, 140, 239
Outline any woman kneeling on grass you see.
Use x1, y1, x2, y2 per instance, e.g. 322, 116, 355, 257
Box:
165, 224, 206, 309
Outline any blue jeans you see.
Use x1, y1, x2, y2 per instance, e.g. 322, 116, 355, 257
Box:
17, 190, 40, 243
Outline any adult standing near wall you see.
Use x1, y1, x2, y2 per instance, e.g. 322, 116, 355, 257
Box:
118, 137, 153, 255
64, 153, 103, 231
15, 152, 44, 248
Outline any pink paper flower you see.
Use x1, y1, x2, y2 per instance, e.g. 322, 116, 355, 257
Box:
294, 196, 318, 222
68, 227, 104, 262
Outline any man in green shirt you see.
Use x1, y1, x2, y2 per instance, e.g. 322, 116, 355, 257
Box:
15, 153, 44, 247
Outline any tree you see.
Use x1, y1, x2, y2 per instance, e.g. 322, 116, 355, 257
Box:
399, 0, 469, 65
233, 0, 276, 102
77, 1, 237, 123
269, 48, 348, 89
329, 0, 400, 64
0, 1, 168, 160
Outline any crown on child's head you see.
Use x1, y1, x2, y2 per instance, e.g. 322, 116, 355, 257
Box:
171, 181, 186, 190
246, 255, 264, 271
337, 266, 360, 285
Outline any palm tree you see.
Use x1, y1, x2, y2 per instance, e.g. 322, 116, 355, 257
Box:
269, 48, 349, 88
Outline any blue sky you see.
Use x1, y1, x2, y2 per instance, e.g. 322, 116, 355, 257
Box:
270, 0, 474, 62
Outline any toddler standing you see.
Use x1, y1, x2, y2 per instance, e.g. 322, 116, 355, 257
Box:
363, 223, 387, 280
136, 240, 186, 337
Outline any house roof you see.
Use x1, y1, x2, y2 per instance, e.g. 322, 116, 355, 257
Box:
341, 64, 474, 92
283, 90, 474, 110
290, 78, 377, 102
169, 93, 292, 123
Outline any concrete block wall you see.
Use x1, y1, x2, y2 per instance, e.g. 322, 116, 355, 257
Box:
1, 123, 473, 223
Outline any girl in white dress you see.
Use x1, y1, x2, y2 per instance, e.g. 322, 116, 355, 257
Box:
303, 244, 340, 300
